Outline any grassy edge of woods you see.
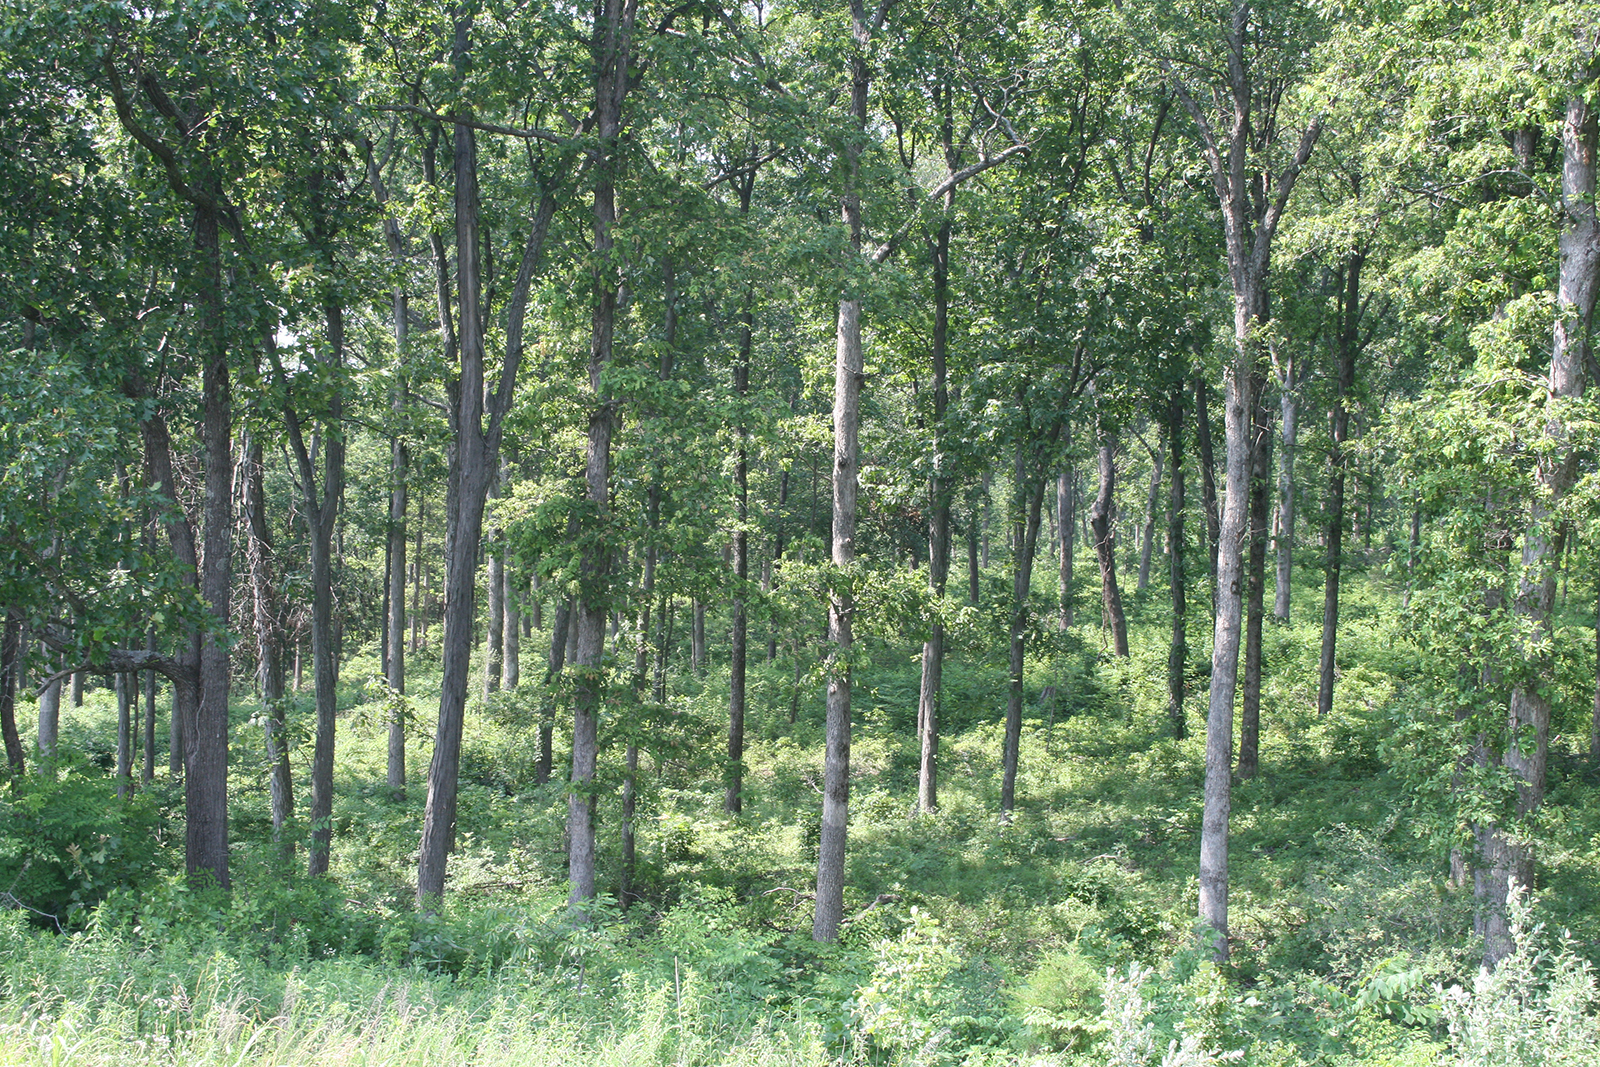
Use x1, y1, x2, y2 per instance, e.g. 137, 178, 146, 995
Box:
5, 0, 1600, 1064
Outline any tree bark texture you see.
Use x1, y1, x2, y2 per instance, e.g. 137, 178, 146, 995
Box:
1058, 467, 1075, 628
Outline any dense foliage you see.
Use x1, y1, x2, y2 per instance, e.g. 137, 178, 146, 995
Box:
3, 0, 1600, 1063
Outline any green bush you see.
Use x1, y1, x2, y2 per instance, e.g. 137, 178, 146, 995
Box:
0, 760, 171, 928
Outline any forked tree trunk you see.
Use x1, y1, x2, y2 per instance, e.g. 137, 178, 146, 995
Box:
1000, 419, 1058, 815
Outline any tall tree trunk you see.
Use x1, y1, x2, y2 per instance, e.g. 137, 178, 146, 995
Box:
1167, 388, 1188, 739
371, 144, 411, 798
1195, 375, 1221, 603
815, 0, 889, 943
503, 553, 520, 689
538, 595, 573, 786
1058, 467, 1076, 628
243, 433, 294, 859
967, 506, 980, 605
37, 642, 60, 759
116, 671, 132, 798
918, 212, 953, 816
1272, 343, 1297, 623
1000, 422, 1057, 814
1483, 83, 1598, 967
484, 468, 505, 698
1137, 436, 1164, 594
142, 630, 157, 784
728, 265, 754, 814
189, 201, 232, 889
1238, 388, 1273, 780
1319, 248, 1363, 717
569, 0, 634, 912
1090, 431, 1129, 656
0, 609, 23, 775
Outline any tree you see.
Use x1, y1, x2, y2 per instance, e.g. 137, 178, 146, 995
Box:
1125, 0, 1326, 959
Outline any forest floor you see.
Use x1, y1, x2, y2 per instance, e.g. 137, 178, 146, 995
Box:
2, 571, 1599, 1065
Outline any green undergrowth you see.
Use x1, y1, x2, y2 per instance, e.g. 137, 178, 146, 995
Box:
3, 575, 1600, 1064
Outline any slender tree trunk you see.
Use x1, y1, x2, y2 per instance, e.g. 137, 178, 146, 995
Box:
967, 507, 980, 605
1090, 432, 1129, 656
1194, 376, 1222, 604
728, 270, 753, 814
569, 0, 634, 912
1000, 426, 1056, 814
1058, 467, 1075, 628
917, 210, 954, 814
243, 433, 294, 858
1273, 346, 1297, 623
485, 469, 505, 698
1320, 249, 1363, 717
503, 552, 520, 689
116, 671, 132, 798
0, 609, 24, 775
1238, 388, 1273, 780
142, 630, 156, 784
37, 643, 60, 758
298, 299, 348, 880
372, 144, 411, 798
537, 595, 572, 786
1137, 436, 1164, 593
1167, 388, 1188, 739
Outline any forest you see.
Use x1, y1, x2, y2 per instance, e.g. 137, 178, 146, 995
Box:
2, 0, 1599, 1063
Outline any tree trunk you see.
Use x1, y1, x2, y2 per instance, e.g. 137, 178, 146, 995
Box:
503, 552, 520, 690
1273, 345, 1297, 623
116, 671, 132, 798
728, 267, 754, 813
372, 143, 411, 799
568, 0, 633, 913
294, 300, 348, 880
1483, 85, 1598, 967
1137, 436, 1164, 594
1167, 388, 1187, 739
917, 212, 954, 815
142, 630, 157, 784
1058, 467, 1075, 628
1238, 387, 1273, 780
537, 595, 572, 787
1319, 248, 1363, 717
1195, 375, 1221, 604
484, 470, 505, 699
0, 609, 23, 775
243, 433, 294, 859
1000, 424, 1056, 814
1090, 432, 1128, 656
37, 643, 60, 759
189, 202, 232, 890
967, 506, 980, 605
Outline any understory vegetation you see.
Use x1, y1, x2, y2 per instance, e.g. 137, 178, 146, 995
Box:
3, 572, 1598, 1066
